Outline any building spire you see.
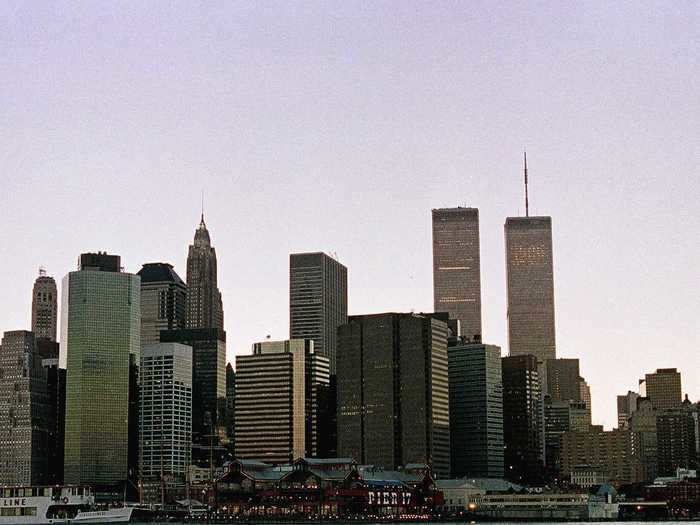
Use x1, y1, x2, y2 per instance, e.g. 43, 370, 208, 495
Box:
200, 190, 205, 225
524, 150, 529, 217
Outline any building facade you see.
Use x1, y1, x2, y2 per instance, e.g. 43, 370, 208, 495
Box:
160, 328, 226, 445
448, 337, 503, 478
502, 354, 544, 483
186, 215, 224, 331
336, 313, 450, 478
139, 343, 193, 483
138, 263, 187, 347
544, 399, 591, 473
431, 207, 482, 339
645, 368, 682, 411
31, 269, 58, 341
656, 401, 698, 476
289, 252, 348, 373
617, 391, 641, 429
61, 252, 140, 486
235, 339, 329, 463
37, 339, 65, 485
0, 330, 50, 485
628, 397, 658, 481
560, 427, 645, 485
505, 216, 556, 363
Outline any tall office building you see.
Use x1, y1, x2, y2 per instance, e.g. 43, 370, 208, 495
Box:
546, 358, 581, 401
32, 269, 58, 341
617, 391, 641, 429
160, 328, 226, 445
61, 252, 140, 486
544, 398, 591, 472
448, 336, 503, 478
0, 330, 50, 485
629, 398, 658, 481
337, 313, 450, 478
505, 216, 556, 362
138, 263, 187, 346
502, 355, 544, 483
139, 343, 193, 482
645, 368, 682, 411
36, 339, 65, 484
235, 339, 329, 463
289, 252, 347, 373
225, 363, 235, 447
656, 400, 698, 476
186, 214, 224, 331
432, 207, 482, 338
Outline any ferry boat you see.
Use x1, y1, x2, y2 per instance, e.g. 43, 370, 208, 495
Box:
0, 485, 93, 524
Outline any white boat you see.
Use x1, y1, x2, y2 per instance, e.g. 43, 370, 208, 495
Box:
0, 485, 93, 524
71, 506, 134, 524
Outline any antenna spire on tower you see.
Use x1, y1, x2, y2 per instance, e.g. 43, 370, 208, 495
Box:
200, 190, 205, 224
524, 150, 529, 217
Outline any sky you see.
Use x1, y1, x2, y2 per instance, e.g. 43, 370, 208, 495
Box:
1, 1, 698, 429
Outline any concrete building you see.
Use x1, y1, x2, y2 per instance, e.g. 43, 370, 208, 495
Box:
160, 328, 226, 446
505, 216, 556, 363
656, 400, 698, 476
137, 263, 187, 346
645, 368, 682, 411
544, 399, 591, 473
560, 427, 645, 485
0, 330, 50, 485
234, 339, 329, 463
139, 343, 193, 485
502, 354, 544, 483
186, 214, 224, 331
289, 252, 347, 373
432, 207, 482, 339
337, 313, 450, 478
448, 336, 503, 478
629, 397, 658, 481
617, 391, 640, 429
61, 252, 140, 487
31, 269, 58, 341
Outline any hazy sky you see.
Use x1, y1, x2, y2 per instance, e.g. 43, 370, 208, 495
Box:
1, 1, 698, 429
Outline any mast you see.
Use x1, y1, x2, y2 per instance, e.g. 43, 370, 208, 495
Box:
524, 151, 529, 217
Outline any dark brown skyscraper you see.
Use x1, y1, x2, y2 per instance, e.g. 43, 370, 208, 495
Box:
290, 252, 347, 373
336, 313, 450, 478
645, 368, 683, 411
502, 355, 544, 483
186, 214, 224, 331
432, 207, 482, 338
32, 268, 58, 341
505, 216, 556, 362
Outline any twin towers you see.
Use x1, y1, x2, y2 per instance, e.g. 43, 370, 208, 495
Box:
432, 207, 556, 363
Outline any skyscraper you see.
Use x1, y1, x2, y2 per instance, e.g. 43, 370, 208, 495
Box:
186, 214, 224, 331
61, 252, 140, 486
235, 339, 329, 463
336, 313, 450, 477
289, 252, 347, 373
656, 399, 698, 476
0, 330, 50, 485
32, 268, 58, 341
432, 207, 482, 338
505, 215, 556, 363
138, 263, 187, 346
160, 328, 226, 445
545, 358, 581, 401
645, 368, 682, 411
617, 391, 641, 429
139, 343, 193, 485
448, 336, 504, 478
502, 355, 544, 483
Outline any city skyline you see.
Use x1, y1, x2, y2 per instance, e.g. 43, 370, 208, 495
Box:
2, 2, 698, 431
